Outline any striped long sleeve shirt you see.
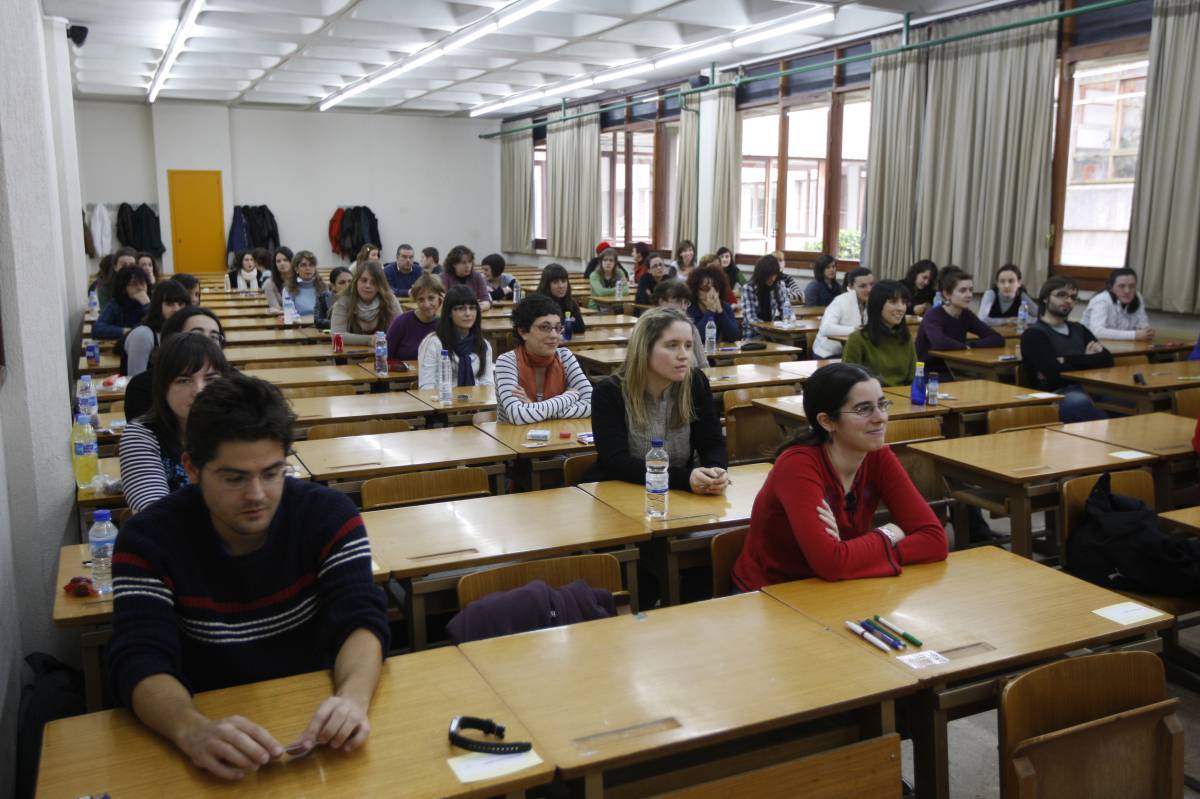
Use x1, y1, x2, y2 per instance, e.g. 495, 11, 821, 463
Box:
494, 347, 592, 424
107, 479, 390, 705
118, 419, 187, 513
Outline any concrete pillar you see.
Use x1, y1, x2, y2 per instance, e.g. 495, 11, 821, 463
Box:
696, 89, 719, 255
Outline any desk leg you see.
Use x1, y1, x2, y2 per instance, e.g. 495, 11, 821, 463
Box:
584, 771, 604, 799
665, 546, 681, 607
1153, 461, 1172, 511
81, 628, 105, 712
1007, 492, 1033, 558
402, 579, 428, 652
943, 413, 962, 439
912, 690, 951, 799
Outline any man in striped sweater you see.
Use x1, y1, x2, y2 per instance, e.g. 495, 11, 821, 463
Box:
107, 374, 390, 781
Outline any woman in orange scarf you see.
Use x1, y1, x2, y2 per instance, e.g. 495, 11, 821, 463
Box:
494, 294, 592, 425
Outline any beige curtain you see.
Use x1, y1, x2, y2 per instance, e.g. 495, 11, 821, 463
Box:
1128, 0, 1200, 312
709, 71, 741, 252
862, 32, 928, 280
914, 1, 1057, 288
500, 121, 534, 254
547, 103, 600, 264
672, 84, 699, 248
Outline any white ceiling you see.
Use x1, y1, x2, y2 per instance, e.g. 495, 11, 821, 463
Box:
44, 0, 990, 117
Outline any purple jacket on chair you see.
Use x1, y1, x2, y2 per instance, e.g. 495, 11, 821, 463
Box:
446, 579, 615, 644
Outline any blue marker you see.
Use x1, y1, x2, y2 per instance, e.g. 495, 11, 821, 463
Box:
861, 618, 904, 650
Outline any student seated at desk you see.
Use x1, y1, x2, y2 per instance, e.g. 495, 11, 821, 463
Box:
95, 266, 151, 340
634, 253, 674, 306
740, 254, 790, 340
421, 245, 441, 276
171, 272, 201, 306
93, 247, 138, 308
136, 252, 160, 287
686, 265, 741, 344
672, 240, 697, 281
481, 253, 519, 302
718, 247, 746, 297
495, 294, 591, 424
386, 273, 443, 361
631, 241, 651, 282
263, 246, 293, 312
281, 250, 327, 319
123, 279, 191, 378
590, 307, 728, 493
978, 263, 1037, 327
653, 279, 708, 369
1082, 267, 1155, 341
316, 266, 351, 331
440, 244, 492, 310
588, 248, 631, 310
109, 374, 389, 780
804, 254, 844, 308
1020, 276, 1111, 423
225, 250, 268, 292
813, 267, 875, 359
536, 263, 586, 335
331, 261, 401, 346
842, 280, 917, 387
383, 243, 421, 297
733, 363, 948, 590
125, 307, 226, 422
417, 285, 494, 389
915, 268, 1003, 376
120, 334, 229, 512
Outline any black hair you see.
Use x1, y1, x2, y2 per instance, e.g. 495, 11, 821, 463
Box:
776, 362, 879, 455
252, 247, 271, 270
1037, 275, 1078, 317
990, 264, 1028, 297
112, 265, 149, 308
161, 305, 226, 344
1105, 267, 1141, 314
481, 253, 506, 277
270, 247, 295, 289
903, 259, 937, 292
145, 333, 231, 463
751, 254, 781, 293
397, 243, 414, 255
632, 242, 651, 262
653, 278, 692, 305
234, 249, 257, 271
843, 266, 872, 290
422, 246, 439, 262
143, 279, 192, 332
937, 266, 970, 296
444, 244, 475, 276
675, 239, 696, 265
185, 373, 294, 471
863, 281, 911, 347
437, 285, 487, 376
537, 263, 573, 300
511, 293, 563, 343
328, 266, 352, 292
812, 254, 836, 285
171, 272, 199, 296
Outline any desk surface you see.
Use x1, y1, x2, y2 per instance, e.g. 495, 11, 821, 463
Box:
703, 363, 801, 391
290, 392, 434, 426
474, 418, 595, 458
292, 426, 515, 481
1063, 359, 1200, 392
1053, 412, 1197, 457
754, 392, 948, 422
763, 547, 1172, 685
561, 331, 630, 351
885, 379, 1059, 413
367, 487, 647, 580
241, 364, 380, 389
1160, 505, 1200, 534
460, 591, 915, 777
406, 385, 497, 414
776, 359, 838, 380
223, 343, 371, 365
36, 648, 554, 799
223, 328, 325, 346
78, 455, 311, 506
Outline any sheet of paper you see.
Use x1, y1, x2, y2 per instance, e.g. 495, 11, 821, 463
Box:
1018, 392, 1060, 399
1109, 450, 1150, 460
447, 749, 543, 783
896, 651, 949, 669
1092, 601, 1164, 625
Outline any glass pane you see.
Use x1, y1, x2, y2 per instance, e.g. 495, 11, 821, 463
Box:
600, 133, 615, 242
630, 130, 654, 243
783, 104, 828, 252
663, 122, 680, 247
739, 113, 779, 254
533, 146, 547, 241
1060, 56, 1147, 266
615, 138, 627, 244
838, 94, 870, 260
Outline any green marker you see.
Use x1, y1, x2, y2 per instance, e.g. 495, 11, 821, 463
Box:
874, 614, 922, 647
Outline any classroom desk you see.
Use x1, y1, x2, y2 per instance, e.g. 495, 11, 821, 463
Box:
885, 380, 1061, 437
223, 327, 326, 346
367, 487, 648, 649
1160, 505, 1200, 535
776, 358, 839, 380
78, 455, 312, 510
909, 427, 1157, 556
202, 306, 278, 318
482, 315, 635, 336
36, 648, 554, 799
407, 385, 497, 424
574, 344, 801, 375
763, 547, 1172, 799
1063, 359, 1200, 413
561, 331, 630, 351
754, 393, 949, 426
750, 318, 819, 352
222, 342, 371, 365
709, 341, 801, 365
289, 391, 434, 429
241, 364, 381, 390
461, 591, 915, 799
934, 337, 1194, 383
702, 363, 801, 392
474, 418, 595, 489
1052, 412, 1198, 511
77, 351, 121, 375
573, 347, 631, 376
218, 315, 313, 330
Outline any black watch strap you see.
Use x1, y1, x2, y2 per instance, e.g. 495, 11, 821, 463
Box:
449, 715, 533, 755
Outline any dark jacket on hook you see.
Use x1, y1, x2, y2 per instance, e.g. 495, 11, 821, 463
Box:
133, 204, 165, 257
116, 203, 136, 247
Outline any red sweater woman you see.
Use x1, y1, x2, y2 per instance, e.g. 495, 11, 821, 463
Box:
732, 363, 948, 591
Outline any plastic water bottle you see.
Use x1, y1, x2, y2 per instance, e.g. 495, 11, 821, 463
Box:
438, 349, 454, 403
781, 297, 796, 328
910, 362, 927, 406
72, 414, 99, 489
1017, 302, 1029, 335
512, 282, 522, 303
705, 319, 717, 355
77, 374, 99, 427
373, 331, 388, 376
927, 371, 940, 406
87, 289, 99, 314
562, 312, 573, 342
88, 509, 118, 595
645, 439, 669, 519
282, 292, 298, 325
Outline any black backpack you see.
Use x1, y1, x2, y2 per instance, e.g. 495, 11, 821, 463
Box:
1066, 472, 1200, 595
15, 653, 86, 799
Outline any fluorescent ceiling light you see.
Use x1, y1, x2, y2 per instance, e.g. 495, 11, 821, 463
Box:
147, 0, 205, 102
384, 47, 443, 78
654, 41, 732, 70
470, 103, 501, 117
319, 79, 372, 111
594, 62, 654, 84
498, 0, 559, 29
444, 22, 497, 52
733, 11, 834, 48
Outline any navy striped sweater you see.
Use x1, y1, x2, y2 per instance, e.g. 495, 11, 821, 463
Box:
107, 479, 390, 706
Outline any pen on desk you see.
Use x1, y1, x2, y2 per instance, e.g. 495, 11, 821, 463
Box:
861, 619, 904, 649
845, 620, 890, 653
874, 614, 923, 647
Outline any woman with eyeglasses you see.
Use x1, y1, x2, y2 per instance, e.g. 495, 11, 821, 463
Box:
732, 362, 947, 591
416, 285, 493, 389
119, 333, 231, 513
123, 306, 226, 423
634, 253, 675, 306
494, 294, 592, 424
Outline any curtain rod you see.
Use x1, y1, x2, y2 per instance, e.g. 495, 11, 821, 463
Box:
479, 0, 1139, 140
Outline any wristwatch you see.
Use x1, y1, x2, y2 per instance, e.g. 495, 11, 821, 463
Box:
448, 716, 532, 755
876, 526, 903, 547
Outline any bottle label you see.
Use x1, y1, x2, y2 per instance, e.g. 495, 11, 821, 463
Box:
74, 441, 97, 457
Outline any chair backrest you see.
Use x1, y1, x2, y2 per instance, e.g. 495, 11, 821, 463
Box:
884, 418, 941, 445
710, 526, 749, 597
306, 418, 411, 441
657, 734, 901, 798
724, 386, 794, 463
986, 404, 1059, 434
732, 353, 794, 365
1059, 469, 1153, 568
998, 652, 1180, 798
893, 449, 947, 507
1174, 386, 1200, 419
456, 553, 624, 609
360, 466, 490, 511
471, 410, 497, 425
1112, 354, 1149, 367
280, 385, 355, 399
562, 452, 598, 486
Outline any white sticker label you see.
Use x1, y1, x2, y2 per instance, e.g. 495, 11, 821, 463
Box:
448, 749, 544, 783
1109, 450, 1150, 460
1092, 601, 1165, 625
896, 651, 950, 669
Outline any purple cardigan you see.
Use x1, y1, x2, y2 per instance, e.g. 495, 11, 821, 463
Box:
441, 271, 491, 305
385, 310, 436, 361
915, 305, 1004, 375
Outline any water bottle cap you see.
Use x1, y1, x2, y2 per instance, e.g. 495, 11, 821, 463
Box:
441, 349, 449, 356
81, 374, 92, 383
76, 414, 91, 425
94, 509, 111, 522
651, 438, 664, 447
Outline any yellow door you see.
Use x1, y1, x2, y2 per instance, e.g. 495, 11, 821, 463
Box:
167, 169, 225, 273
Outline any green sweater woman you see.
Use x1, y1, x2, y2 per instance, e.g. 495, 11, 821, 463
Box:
841, 280, 917, 387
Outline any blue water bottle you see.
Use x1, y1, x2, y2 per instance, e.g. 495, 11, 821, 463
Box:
910, 361, 927, 405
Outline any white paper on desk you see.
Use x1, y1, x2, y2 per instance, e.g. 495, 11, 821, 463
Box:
447, 749, 543, 783
1092, 601, 1165, 625
1109, 450, 1150, 460
896, 651, 949, 669
1018, 392, 1060, 400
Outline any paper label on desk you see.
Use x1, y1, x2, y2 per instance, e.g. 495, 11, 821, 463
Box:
1092, 601, 1164, 625
895, 651, 950, 669
1109, 450, 1150, 460
447, 749, 543, 783
1018, 392, 1060, 400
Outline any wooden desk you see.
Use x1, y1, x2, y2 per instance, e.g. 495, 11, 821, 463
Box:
461, 592, 915, 799
218, 316, 305, 330
1063, 359, 1200, 414
482, 315, 634, 336
709, 341, 801, 365
927, 341, 1023, 383
37, 648, 554, 799
885, 379, 1061, 437
76, 457, 125, 508
223, 343, 371, 366
703, 363, 801, 392
763, 547, 1172, 799
577, 344, 802, 376
910, 428, 1156, 556
206, 306, 278, 318
367, 487, 648, 648
574, 347, 628, 376
776, 358, 838, 381
407, 385, 497, 423
474, 418, 594, 489
289, 391, 434, 429
241, 364, 380, 390
754, 393, 949, 425
562, 331, 630, 351
751, 319, 819, 353
1160, 505, 1200, 535
77, 351, 121, 375
223, 328, 326, 346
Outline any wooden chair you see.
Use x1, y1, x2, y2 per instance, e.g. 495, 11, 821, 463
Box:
456, 553, 629, 611
306, 419, 411, 440
658, 734, 901, 798
710, 526, 748, 597
986, 404, 1059, 434
280, 385, 355, 399
732, 353, 794, 365
1174, 386, 1200, 419
724, 386, 794, 463
883, 418, 941, 446
360, 466, 490, 511
998, 652, 1182, 798
471, 410, 497, 425
562, 452, 597, 486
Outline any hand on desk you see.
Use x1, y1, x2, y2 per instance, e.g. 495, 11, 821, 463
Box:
690, 466, 728, 495
1085, 340, 1105, 355
291, 694, 371, 754
179, 713, 284, 780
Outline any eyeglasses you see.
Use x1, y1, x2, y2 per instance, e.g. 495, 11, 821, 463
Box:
532, 323, 565, 334
843, 399, 893, 418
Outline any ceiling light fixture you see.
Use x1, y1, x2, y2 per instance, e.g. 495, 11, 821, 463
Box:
444, 22, 498, 52
498, 0, 560, 29
654, 41, 732, 70
147, 0, 205, 103
732, 10, 835, 48
593, 61, 655, 85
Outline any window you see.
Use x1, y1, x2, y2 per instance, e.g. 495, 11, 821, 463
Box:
783, 104, 828, 252
630, 130, 654, 242
600, 129, 656, 247
1059, 56, 1147, 267
837, 93, 870, 260
662, 122, 680, 246
739, 113, 780, 255
532, 143, 547, 243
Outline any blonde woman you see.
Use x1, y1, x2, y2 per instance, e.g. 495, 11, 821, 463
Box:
590, 307, 728, 493
354, 243, 381, 273
330, 260, 401, 345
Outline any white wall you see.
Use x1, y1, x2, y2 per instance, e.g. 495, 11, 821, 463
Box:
74, 100, 157, 208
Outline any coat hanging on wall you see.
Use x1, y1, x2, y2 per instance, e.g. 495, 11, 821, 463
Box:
328, 206, 381, 260
226, 205, 280, 263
